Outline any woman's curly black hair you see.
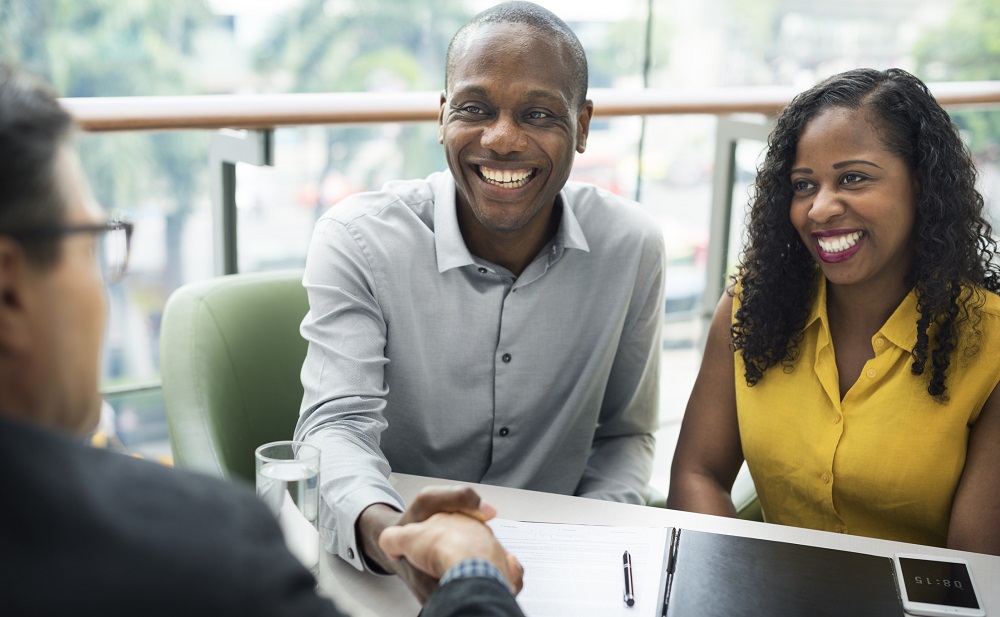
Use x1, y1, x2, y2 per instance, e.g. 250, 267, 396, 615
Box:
733, 67, 1000, 398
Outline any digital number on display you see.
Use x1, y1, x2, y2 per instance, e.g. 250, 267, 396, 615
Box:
898, 557, 980, 610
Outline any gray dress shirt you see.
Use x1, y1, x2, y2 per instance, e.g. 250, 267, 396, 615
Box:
296, 171, 665, 571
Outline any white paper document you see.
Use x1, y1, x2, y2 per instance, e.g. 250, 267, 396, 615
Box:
489, 519, 671, 617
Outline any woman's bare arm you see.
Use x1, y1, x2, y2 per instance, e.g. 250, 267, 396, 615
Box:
666, 292, 745, 516
948, 381, 1000, 555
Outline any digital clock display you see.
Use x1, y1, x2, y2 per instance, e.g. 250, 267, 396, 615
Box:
898, 557, 980, 609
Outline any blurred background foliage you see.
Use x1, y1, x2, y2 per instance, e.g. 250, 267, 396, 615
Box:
0, 0, 211, 291
3, 0, 997, 208
916, 0, 1000, 153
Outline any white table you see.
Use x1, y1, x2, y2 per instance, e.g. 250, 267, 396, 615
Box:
317, 474, 1000, 616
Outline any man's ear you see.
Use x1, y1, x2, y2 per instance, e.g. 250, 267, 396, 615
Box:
438, 90, 447, 144
575, 99, 594, 154
0, 238, 35, 355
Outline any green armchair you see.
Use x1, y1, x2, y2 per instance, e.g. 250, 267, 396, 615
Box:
160, 269, 308, 485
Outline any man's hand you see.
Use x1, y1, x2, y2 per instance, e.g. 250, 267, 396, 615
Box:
380, 512, 524, 596
356, 486, 498, 602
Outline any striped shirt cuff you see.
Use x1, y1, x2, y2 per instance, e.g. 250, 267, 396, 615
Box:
440, 558, 510, 592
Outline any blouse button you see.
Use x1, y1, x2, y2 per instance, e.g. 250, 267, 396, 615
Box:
833, 415, 842, 424
874, 337, 885, 348
502, 353, 512, 363
821, 473, 830, 484
866, 368, 877, 379
499, 427, 510, 437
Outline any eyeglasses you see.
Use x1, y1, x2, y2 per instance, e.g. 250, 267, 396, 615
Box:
8, 218, 133, 284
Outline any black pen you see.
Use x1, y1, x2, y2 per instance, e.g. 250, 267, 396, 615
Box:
623, 550, 635, 607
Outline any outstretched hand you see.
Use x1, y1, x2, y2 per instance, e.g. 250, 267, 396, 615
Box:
380, 511, 523, 595
356, 486, 504, 603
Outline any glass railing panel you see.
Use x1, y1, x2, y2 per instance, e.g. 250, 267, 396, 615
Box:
235, 123, 448, 273
85, 130, 214, 458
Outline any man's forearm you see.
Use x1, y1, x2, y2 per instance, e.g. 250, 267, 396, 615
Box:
576, 432, 655, 503
423, 577, 525, 617
357, 503, 403, 573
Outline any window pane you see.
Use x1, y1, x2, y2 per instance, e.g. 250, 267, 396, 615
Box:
81, 130, 213, 457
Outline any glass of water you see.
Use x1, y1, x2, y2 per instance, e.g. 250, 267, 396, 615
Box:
255, 440, 321, 575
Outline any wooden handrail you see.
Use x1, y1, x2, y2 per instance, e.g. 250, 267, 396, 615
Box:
60, 82, 1000, 132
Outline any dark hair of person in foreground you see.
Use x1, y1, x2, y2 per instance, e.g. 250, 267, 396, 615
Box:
0, 62, 74, 264
734, 67, 1000, 398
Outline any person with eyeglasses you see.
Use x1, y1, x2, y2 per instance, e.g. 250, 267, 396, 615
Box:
0, 63, 525, 616
7, 218, 133, 284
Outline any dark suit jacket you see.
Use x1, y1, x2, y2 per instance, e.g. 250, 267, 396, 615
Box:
0, 414, 524, 617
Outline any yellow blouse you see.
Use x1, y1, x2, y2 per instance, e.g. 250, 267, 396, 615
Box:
734, 279, 1000, 547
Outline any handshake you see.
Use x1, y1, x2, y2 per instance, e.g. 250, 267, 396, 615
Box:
369, 486, 525, 604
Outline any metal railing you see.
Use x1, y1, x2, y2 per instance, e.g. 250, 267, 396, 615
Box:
61, 82, 1000, 132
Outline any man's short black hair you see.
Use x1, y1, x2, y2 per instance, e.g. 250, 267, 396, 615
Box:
445, 1, 589, 108
0, 63, 74, 266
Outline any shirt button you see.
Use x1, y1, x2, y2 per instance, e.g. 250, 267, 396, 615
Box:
347, 548, 355, 559
477, 267, 487, 274
499, 427, 510, 436
874, 337, 885, 348
866, 368, 877, 379
833, 415, 842, 424
821, 473, 830, 484
502, 353, 511, 363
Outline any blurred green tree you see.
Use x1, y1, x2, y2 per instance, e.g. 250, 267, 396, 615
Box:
916, 0, 1000, 154
0, 0, 211, 292
255, 0, 468, 200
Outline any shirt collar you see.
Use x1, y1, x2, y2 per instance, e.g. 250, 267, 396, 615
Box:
804, 273, 826, 331
432, 172, 473, 272
804, 273, 919, 353
557, 195, 590, 253
432, 172, 590, 273
879, 287, 920, 352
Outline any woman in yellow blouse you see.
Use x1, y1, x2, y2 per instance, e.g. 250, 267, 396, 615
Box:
667, 68, 1000, 555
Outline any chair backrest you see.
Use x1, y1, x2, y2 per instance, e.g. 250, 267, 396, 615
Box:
732, 462, 763, 522
160, 269, 308, 485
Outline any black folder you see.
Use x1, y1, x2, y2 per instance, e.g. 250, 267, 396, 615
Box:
659, 530, 903, 616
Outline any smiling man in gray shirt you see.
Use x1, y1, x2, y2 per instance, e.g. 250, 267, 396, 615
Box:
295, 1, 665, 599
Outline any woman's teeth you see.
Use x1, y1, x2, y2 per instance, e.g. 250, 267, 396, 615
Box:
817, 231, 863, 253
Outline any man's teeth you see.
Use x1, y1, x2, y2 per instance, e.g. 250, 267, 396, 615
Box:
480, 166, 533, 188
817, 231, 863, 253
